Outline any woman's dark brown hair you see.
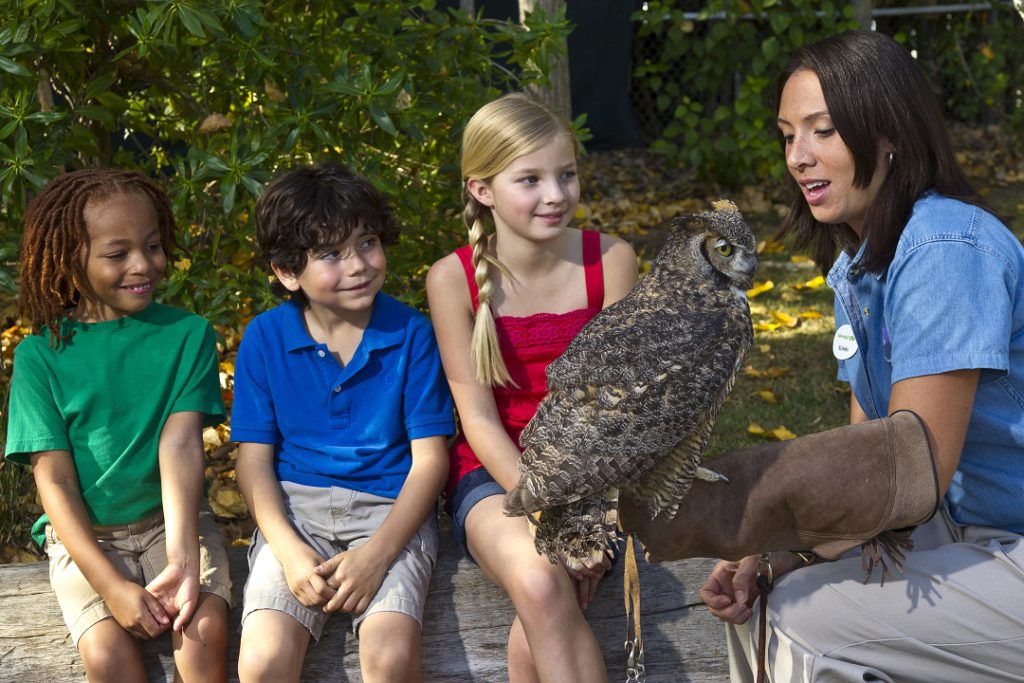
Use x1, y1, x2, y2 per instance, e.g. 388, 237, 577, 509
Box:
775, 30, 977, 273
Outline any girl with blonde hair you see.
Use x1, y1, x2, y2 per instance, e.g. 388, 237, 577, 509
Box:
427, 93, 638, 681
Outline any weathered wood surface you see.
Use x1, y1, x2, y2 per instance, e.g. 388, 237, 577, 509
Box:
0, 533, 729, 682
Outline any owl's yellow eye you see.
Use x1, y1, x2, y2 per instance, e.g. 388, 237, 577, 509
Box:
715, 242, 733, 257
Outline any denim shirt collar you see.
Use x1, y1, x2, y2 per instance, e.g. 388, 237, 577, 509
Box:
826, 238, 887, 288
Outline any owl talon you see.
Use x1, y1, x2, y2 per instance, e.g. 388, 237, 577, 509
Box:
696, 466, 729, 483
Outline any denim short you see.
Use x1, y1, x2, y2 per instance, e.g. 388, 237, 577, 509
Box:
448, 466, 505, 563
449, 466, 625, 568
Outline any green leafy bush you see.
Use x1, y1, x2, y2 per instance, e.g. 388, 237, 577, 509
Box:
632, 0, 857, 187
632, 1, 1024, 188
0, 0, 572, 326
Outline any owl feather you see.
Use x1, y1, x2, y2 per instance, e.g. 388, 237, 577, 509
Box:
505, 201, 757, 569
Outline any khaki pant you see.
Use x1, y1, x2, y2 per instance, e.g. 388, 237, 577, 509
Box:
727, 505, 1024, 682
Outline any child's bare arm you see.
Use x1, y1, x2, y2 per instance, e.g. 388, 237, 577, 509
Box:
147, 410, 205, 631
31, 450, 171, 639
316, 434, 448, 614
235, 441, 334, 607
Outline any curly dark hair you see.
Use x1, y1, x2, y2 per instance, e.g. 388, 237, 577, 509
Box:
255, 162, 400, 302
19, 168, 176, 346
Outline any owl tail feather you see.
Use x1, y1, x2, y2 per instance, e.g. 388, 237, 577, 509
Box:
503, 482, 535, 518
531, 491, 621, 571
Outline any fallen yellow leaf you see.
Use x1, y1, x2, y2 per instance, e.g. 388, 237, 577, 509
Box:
770, 426, 797, 440
755, 389, 778, 404
757, 240, 786, 254
770, 310, 799, 327
747, 422, 766, 436
203, 427, 223, 448
798, 310, 823, 319
745, 365, 793, 379
789, 254, 813, 264
793, 275, 826, 290
747, 280, 775, 298
753, 322, 781, 332
210, 483, 248, 518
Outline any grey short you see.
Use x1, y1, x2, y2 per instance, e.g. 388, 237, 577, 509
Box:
241, 480, 437, 641
44, 506, 232, 645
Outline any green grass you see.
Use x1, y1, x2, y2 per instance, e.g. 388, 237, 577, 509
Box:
704, 210, 849, 456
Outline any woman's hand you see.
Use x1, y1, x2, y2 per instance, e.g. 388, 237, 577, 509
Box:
699, 556, 761, 625
700, 552, 808, 624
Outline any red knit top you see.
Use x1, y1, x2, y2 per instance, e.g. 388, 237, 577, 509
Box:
445, 230, 605, 498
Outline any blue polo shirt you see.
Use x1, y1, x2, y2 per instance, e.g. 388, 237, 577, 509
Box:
230, 294, 454, 499
827, 192, 1024, 533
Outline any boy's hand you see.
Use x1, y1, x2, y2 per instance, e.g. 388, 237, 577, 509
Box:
280, 542, 335, 608
145, 562, 199, 632
314, 544, 389, 615
106, 579, 172, 639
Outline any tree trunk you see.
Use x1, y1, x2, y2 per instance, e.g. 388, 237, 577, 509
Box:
519, 0, 572, 120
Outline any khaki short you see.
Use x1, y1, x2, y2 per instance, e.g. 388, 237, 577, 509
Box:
45, 506, 232, 645
241, 480, 437, 641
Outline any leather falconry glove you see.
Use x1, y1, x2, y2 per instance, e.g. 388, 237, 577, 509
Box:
618, 410, 939, 579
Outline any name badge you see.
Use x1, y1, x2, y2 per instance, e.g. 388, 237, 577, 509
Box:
833, 324, 858, 360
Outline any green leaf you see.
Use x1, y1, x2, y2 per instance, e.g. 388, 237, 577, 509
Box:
176, 5, 207, 38
240, 174, 263, 198
368, 103, 398, 136
0, 56, 30, 77
221, 179, 237, 213
84, 72, 119, 102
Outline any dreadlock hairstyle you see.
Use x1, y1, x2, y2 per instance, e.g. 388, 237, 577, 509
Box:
19, 168, 177, 346
460, 92, 579, 387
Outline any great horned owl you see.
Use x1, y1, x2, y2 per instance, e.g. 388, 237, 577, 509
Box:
504, 200, 757, 569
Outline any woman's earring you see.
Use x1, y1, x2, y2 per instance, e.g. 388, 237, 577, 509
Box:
887, 151, 894, 166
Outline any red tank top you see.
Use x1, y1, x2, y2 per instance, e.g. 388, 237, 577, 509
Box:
446, 230, 605, 498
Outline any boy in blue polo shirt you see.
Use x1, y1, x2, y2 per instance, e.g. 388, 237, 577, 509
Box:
231, 163, 453, 682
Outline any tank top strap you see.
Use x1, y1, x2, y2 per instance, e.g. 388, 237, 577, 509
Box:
581, 229, 604, 309
454, 245, 480, 312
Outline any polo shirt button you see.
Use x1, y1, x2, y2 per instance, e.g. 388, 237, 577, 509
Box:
317, 350, 326, 358
333, 385, 342, 393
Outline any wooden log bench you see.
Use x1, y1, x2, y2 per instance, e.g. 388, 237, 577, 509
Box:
0, 530, 730, 682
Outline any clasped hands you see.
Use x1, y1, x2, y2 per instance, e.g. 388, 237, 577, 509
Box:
282, 542, 388, 615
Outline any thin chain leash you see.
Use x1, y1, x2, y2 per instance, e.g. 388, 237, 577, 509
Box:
623, 535, 646, 683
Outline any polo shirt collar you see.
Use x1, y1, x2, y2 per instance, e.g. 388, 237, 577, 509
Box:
280, 295, 406, 354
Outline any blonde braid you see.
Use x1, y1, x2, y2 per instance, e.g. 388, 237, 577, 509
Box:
464, 189, 515, 387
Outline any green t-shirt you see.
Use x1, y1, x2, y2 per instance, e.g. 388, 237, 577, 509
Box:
5, 303, 226, 546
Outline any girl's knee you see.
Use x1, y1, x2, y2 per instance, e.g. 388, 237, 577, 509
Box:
508, 564, 569, 612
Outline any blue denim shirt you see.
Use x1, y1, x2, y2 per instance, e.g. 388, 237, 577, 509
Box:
827, 192, 1024, 533
230, 294, 455, 499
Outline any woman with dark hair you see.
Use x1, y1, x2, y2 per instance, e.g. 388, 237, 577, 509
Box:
622, 30, 1024, 681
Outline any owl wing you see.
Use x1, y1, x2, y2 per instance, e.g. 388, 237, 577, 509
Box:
511, 301, 751, 512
